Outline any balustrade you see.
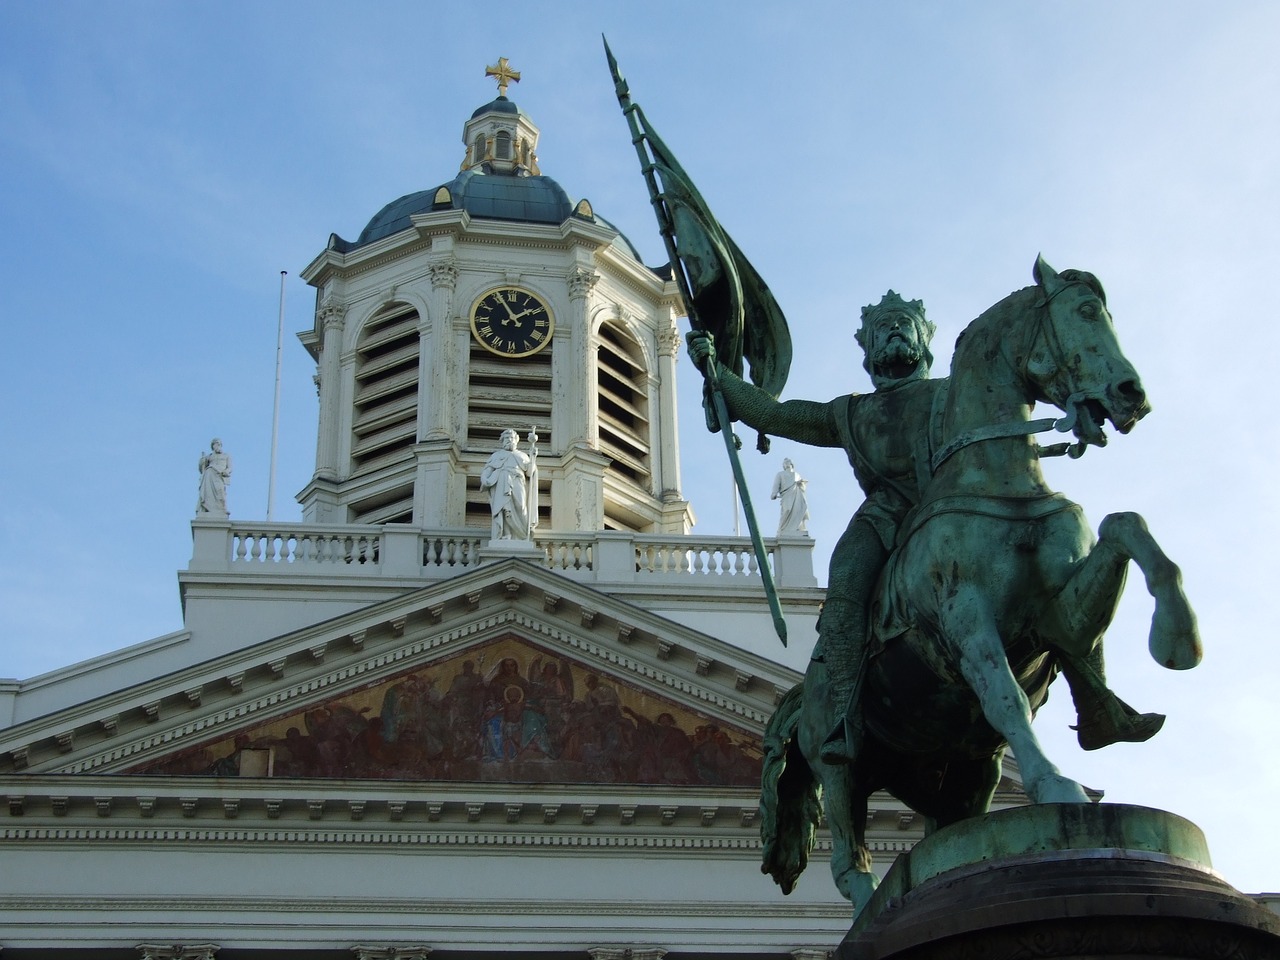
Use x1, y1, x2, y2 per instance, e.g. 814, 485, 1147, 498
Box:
194, 522, 806, 586
633, 538, 769, 577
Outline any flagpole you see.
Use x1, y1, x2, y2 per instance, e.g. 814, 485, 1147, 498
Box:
267, 270, 286, 522
605, 38, 787, 646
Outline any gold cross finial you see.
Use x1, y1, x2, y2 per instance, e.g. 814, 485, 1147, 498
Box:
485, 57, 521, 98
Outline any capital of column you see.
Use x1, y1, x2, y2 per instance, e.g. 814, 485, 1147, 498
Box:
568, 266, 600, 301
318, 298, 347, 332
429, 258, 460, 291
657, 322, 681, 359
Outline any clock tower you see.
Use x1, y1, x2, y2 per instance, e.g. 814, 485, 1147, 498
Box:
297, 61, 693, 536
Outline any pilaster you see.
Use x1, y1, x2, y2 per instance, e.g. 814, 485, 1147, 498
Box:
413, 438, 465, 527
555, 445, 611, 532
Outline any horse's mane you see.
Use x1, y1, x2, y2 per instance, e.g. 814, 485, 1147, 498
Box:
951, 268, 1106, 359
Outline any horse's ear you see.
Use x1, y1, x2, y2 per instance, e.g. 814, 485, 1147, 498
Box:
1033, 254, 1066, 299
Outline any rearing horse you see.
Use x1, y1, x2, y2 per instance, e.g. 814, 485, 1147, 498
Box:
760, 257, 1201, 912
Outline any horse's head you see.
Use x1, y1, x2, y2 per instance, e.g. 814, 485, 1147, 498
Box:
1026, 255, 1151, 450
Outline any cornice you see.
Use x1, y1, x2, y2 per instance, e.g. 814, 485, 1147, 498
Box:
0, 893, 852, 922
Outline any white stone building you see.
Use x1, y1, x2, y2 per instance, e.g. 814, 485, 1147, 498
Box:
0, 66, 1027, 960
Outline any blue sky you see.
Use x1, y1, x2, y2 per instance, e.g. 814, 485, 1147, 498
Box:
2, 2, 1277, 894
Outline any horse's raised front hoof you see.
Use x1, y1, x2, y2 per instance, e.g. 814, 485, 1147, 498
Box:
1033, 773, 1090, 804
1150, 609, 1202, 670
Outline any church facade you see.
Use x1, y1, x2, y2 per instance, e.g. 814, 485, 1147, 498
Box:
0, 63, 1027, 959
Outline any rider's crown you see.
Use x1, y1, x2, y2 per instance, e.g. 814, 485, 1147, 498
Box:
857, 290, 936, 347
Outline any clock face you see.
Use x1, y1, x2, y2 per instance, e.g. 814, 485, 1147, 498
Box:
469, 286, 554, 358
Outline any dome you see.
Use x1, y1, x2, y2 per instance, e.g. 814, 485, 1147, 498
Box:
469, 95, 527, 120
333, 170, 575, 251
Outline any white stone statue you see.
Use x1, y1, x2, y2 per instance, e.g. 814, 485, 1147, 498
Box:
771, 457, 809, 536
197, 438, 232, 517
480, 428, 539, 541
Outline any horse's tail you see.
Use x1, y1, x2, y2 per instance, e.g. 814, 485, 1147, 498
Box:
759, 681, 822, 895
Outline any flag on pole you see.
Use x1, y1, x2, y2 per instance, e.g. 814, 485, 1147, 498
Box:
634, 109, 793, 447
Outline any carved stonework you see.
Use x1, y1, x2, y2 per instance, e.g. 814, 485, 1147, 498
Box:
351, 946, 431, 960
657, 322, 680, 359
318, 299, 347, 331
428, 258, 459, 291
588, 949, 667, 960
136, 945, 219, 960
567, 266, 599, 301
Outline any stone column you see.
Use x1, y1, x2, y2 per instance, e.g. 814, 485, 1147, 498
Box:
565, 264, 600, 449
423, 255, 459, 441
314, 297, 347, 481
654, 313, 693, 533
655, 317, 682, 500
414, 255, 463, 527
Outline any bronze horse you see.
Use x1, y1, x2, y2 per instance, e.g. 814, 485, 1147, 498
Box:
760, 257, 1201, 912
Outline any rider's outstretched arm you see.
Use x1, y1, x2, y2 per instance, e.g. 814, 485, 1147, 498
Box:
687, 331, 840, 448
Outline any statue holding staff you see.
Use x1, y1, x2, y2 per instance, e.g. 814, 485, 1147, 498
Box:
480, 427, 539, 541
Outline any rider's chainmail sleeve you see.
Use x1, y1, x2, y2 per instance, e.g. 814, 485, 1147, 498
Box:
715, 363, 842, 448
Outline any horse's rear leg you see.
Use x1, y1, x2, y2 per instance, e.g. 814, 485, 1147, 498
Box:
945, 587, 1089, 805
820, 764, 878, 914
1049, 511, 1200, 670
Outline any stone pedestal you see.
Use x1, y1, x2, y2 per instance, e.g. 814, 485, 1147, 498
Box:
478, 539, 547, 562
840, 804, 1279, 959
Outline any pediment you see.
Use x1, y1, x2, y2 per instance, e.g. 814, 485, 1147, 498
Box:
2, 558, 796, 786
127, 632, 763, 787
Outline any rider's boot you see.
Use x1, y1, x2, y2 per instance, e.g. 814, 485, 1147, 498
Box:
1059, 646, 1165, 751
816, 598, 867, 766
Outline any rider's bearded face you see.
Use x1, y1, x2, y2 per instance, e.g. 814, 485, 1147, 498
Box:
868, 313, 926, 383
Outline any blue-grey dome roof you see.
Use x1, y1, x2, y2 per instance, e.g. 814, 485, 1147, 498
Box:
469, 95, 527, 120
331, 170, 574, 251
328, 171, 652, 271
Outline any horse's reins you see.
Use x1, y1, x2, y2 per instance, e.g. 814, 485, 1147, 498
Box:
930, 282, 1093, 474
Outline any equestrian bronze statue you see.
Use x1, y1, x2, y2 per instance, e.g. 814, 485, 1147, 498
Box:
694, 257, 1200, 913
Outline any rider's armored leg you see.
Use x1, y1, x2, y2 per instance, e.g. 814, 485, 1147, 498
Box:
1058, 643, 1165, 751
817, 519, 887, 766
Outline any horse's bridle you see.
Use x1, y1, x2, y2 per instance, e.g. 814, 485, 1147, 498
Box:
930, 282, 1094, 474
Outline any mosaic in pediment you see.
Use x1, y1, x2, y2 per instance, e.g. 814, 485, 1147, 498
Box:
128, 635, 762, 786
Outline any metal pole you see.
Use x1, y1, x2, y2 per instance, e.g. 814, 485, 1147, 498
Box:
267, 270, 286, 521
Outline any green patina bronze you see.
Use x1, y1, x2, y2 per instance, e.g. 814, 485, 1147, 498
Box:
691, 257, 1202, 914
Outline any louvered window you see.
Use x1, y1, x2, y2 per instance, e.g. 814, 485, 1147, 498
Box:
350, 304, 419, 493
596, 321, 651, 491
